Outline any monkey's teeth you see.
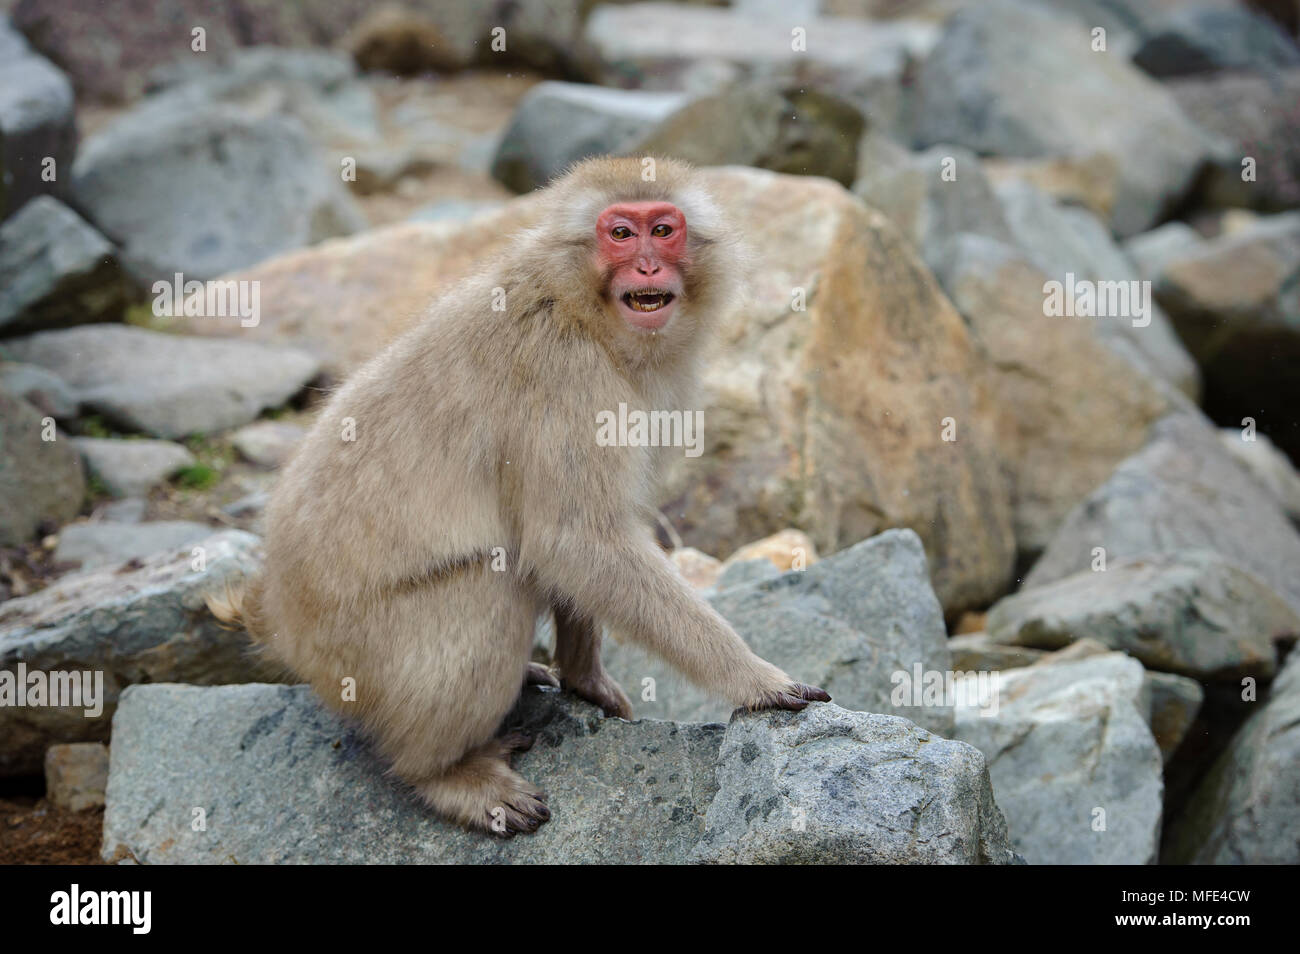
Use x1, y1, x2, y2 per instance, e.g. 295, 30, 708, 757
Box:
624, 291, 673, 312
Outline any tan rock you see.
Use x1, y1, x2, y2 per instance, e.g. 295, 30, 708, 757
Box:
171, 168, 1016, 614
44, 742, 109, 811
983, 153, 1120, 222
668, 547, 722, 590
723, 529, 819, 573
941, 240, 1173, 554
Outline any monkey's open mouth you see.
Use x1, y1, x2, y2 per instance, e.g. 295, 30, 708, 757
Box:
622, 290, 675, 313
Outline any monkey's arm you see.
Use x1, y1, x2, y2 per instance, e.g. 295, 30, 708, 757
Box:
522, 509, 826, 712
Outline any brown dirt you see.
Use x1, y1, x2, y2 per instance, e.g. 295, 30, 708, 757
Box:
0, 796, 106, 865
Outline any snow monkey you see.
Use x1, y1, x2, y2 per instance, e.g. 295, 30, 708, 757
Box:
209, 157, 830, 836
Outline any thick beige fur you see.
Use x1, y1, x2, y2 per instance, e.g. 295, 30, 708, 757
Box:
209, 157, 826, 835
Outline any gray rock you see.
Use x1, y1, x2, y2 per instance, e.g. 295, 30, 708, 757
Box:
0, 197, 127, 335
52, 520, 214, 572
44, 741, 109, 811
72, 437, 195, 497
947, 633, 1046, 672
989, 550, 1296, 681
714, 557, 780, 592
1152, 212, 1300, 459
992, 179, 1201, 398
0, 389, 84, 545
70, 100, 364, 284
220, 490, 270, 521
96, 497, 147, 524
581, 3, 937, 131
1145, 670, 1203, 763
1168, 69, 1300, 211
407, 199, 506, 224
490, 82, 689, 193
603, 529, 954, 735
0, 16, 76, 217
1217, 428, 1300, 520
953, 652, 1164, 864
0, 360, 77, 418
1122, 221, 1205, 283
1027, 413, 1300, 619
0, 529, 275, 776
934, 235, 1179, 556
852, 135, 1014, 275
1165, 646, 1300, 863
229, 420, 306, 469
1133, 6, 1300, 78
694, 704, 1018, 864
6, 325, 321, 439
912, 0, 1217, 236
100, 683, 1016, 864
101, 684, 723, 864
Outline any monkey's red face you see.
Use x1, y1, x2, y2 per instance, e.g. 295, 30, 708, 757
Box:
595, 201, 688, 332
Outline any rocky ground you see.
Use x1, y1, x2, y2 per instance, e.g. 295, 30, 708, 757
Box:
2, 0, 1299, 864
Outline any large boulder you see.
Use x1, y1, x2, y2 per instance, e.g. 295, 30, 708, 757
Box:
0, 16, 76, 217
1151, 212, 1300, 462
0, 196, 128, 335
1216, 427, 1300, 520
1168, 69, 1300, 211
165, 167, 1017, 615
70, 98, 364, 284
494, 81, 865, 194
936, 236, 1173, 555
580, 3, 937, 130
100, 684, 1017, 864
990, 179, 1200, 399
1132, 5, 1300, 77
0, 390, 85, 545
0, 530, 274, 776
0, 360, 77, 419
11, 0, 595, 103
693, 704, 1018, 864
5, 325, 321, 439
1026, 413, 1300, 619
953, 652, 1164, 864
1165, 647, 1300, 863
851, 135, 1014, 275
987, 550, 1297, 682
603, 529, 955, 735
912, 0, 1217, 236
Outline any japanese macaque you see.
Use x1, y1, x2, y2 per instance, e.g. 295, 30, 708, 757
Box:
209, 157, 829, 836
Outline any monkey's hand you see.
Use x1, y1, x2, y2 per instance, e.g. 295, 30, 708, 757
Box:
745, 666, 831, 713
563, 671, 634, 720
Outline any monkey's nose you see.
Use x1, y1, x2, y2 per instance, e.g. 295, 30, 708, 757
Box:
636, 260, 661, 275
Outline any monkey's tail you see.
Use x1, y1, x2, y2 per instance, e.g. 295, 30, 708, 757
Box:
205, 574, 270, 646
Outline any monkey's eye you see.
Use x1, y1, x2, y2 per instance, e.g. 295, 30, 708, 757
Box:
611, 226, 633, 240
652, 224, 673, 237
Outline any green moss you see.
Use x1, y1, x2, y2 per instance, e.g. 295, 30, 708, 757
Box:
174, 463, 220, 490
77, 414, 115, 439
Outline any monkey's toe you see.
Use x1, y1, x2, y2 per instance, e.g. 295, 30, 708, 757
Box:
751, 682, 831, 713
563, 673, 634, 720
492, 788, 550, 837
498, 730, 536, 755
524, 661, 561, 689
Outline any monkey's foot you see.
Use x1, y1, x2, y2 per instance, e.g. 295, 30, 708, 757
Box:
748, 681, 831, 713
563, 671, 634, 720
415, 742, 550, 838
524, 661, 561, 689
